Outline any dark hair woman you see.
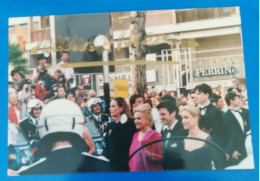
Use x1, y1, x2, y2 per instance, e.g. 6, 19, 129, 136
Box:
104, 97, 137, 171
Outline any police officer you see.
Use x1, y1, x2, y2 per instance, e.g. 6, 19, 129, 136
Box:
86, 97, 111, 137
86, 98, 111, 156
19, 99, 42, 143
17, 99, 111, 175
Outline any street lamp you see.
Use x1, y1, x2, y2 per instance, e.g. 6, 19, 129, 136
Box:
93, 35, 111, 114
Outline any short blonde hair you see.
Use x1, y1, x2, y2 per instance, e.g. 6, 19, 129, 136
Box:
8, 92, 20, 109
9, 92, 18, 101
182, 105, 200, 119
134, 103, 153, 126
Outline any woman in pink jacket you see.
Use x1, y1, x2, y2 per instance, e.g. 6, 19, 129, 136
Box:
129, 103, 163, 171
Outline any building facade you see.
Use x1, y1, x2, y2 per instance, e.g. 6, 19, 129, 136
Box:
9, 7, 246, 96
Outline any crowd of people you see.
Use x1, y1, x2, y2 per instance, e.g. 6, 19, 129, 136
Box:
7, 53, 252, 175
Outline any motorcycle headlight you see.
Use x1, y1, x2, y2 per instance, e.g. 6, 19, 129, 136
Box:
9, 154, 16, 160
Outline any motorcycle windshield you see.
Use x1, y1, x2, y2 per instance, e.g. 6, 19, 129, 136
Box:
8, 123, 28, 146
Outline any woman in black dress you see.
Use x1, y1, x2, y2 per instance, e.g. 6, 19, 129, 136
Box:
104, 97, 137, 171
181, 105, 216, 170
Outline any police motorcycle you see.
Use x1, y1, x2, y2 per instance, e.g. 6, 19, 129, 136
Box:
8, 122, 34, 171
8, 99, 43, 170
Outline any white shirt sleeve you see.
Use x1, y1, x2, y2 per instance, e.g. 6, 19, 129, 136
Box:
32, 68, 37, 80
17, 91, 22, 100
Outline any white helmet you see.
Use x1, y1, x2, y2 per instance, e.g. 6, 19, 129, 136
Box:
87, 97, 102, 109
38, 99, 85, 139
27, 99, 43, 113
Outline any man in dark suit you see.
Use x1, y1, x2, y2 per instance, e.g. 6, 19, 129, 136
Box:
224, 92, 248, 166
195, 83, 225, 148
16, 99, 110, 175
157, 100, 188, 170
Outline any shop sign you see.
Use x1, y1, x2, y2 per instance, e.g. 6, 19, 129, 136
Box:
196, 66, 236, 77
114, 79, 129, 98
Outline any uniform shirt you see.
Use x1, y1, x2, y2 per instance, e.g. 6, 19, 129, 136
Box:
19, 115, 40, 142
93, 114, 101, 122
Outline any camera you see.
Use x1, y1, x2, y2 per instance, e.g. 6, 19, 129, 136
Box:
39, 66, 47, 74
29, 83, 36, 89
25, 79, 32, 85
19, 79, 32, 92
58, 74, 66, 84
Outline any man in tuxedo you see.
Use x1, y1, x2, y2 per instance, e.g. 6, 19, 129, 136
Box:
157, 100, 188, 170
224, 92, 248, 166
195, 83, 225, 148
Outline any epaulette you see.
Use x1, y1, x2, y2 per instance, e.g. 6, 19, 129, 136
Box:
86, 114, 93, 120
19, 117, 29, 124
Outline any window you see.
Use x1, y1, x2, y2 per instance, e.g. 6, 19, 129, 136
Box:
8, 25, 14, 30
33, 21, 39, 26
19, 23, 28, 27
176, 7, 237, 23
41, 16, 50, 28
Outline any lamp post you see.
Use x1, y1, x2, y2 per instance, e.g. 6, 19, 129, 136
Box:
93, 35, 111, 114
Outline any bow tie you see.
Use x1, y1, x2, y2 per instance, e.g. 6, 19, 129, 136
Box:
163, 129, 171, 135
199, 107, 207, 111
199, 106, 207, 115
231, 109, 241, 113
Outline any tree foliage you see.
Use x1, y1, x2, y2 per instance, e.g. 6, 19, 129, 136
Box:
9, 44, 28, 74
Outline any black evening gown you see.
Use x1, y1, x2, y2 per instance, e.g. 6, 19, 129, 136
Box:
104, 118, 137, 172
